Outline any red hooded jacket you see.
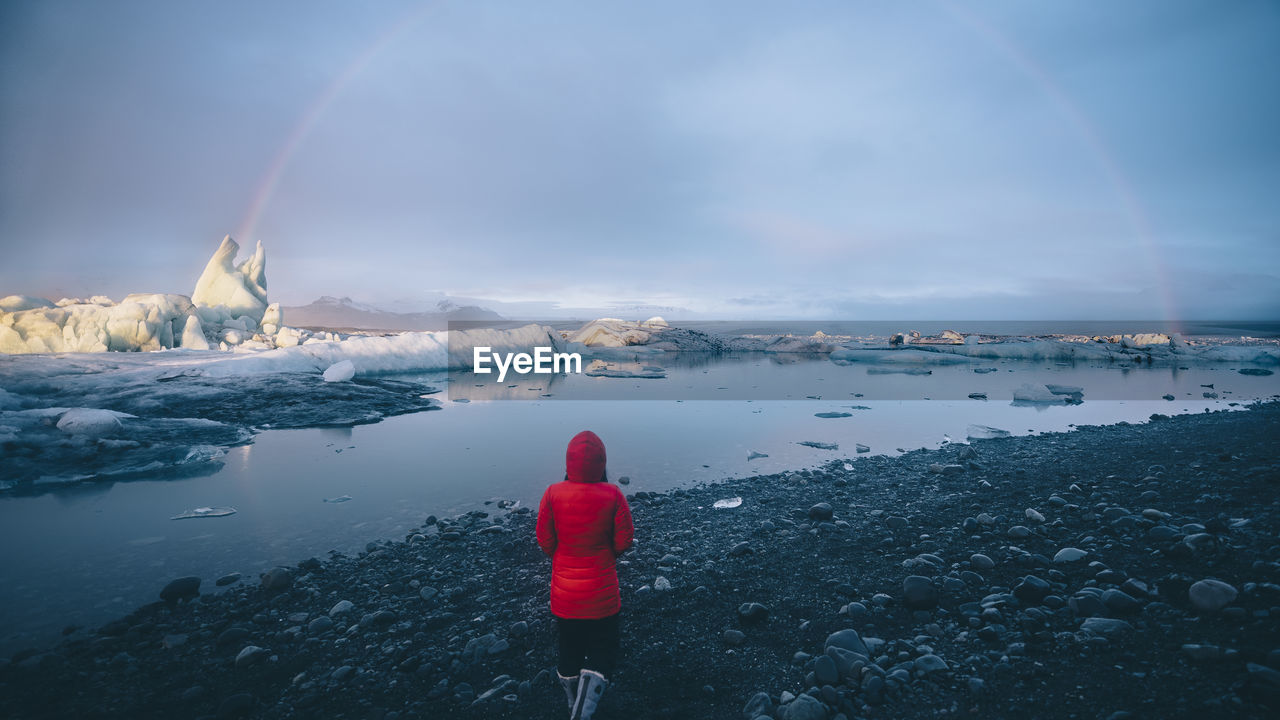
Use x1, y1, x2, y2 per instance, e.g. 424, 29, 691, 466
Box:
536, 431, 634, 619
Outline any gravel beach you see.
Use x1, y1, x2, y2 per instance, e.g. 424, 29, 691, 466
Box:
2, 403, 1278, 720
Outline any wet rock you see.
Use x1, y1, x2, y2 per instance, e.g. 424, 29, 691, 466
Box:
743, 691, 773, 719
216, 693, 255, 718
360, 610, 397, 629
329, 600, 354, 617
1053, 548, 1087, 563
307, 616, 334, 634
1181, 644, 1222, 662
234, 645, 268, 669
970, 554, 995, 570
1189, 579, 1237, 612
1013, 575, 1051, 604
780, 693, 827, 720
808, 503, 834, 521
914, 654, 948, 673
903, 575, 938, 610
160, 576, 201, 605
738, 602, 770, 625
814, 654, 838, 685
215, 573, 241, 587
723, 629, 746, 646
260, 567, 293, 594
729, 542, 754, 557
1101, 589, 1142, 615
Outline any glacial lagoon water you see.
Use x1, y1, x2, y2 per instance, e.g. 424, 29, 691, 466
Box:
1, 354, 1277, 654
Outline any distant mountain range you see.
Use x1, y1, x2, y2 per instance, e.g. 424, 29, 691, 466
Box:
281, 296, 504, 331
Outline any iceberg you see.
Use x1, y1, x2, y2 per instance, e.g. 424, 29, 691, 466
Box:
566, 318, 658, 347
191, 236, 268, 328
1013, 383, 1081, 405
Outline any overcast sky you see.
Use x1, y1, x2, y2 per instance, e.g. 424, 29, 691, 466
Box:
1, 0, 1277, 320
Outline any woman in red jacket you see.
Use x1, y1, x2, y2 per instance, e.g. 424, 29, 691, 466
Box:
536, 430, 634, 720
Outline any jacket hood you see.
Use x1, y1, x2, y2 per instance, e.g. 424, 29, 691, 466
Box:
565, 430, 607, 483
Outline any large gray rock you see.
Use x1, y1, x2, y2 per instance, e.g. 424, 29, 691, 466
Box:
903, 576, 938, 610
824, 629, 869, 656
1189, 579, 1237, 612
160, 576, 201, 604
781, 693, 827, 720
260, 567, 293, 594
742, 691, 772, 720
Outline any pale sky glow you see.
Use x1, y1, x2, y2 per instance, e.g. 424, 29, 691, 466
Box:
1, 0, 1277, 319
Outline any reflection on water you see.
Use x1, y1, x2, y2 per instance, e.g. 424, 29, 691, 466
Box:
0, 357, 1276, 654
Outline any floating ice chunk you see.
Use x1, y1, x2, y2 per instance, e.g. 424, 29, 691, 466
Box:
967, 424, 1011, 440
192, 236, 268, 328
583, 360, 665, 379
712, 497, 742, 509
56, 408, 130, 436
171, 506, 236, 520
747, 451, 768, 461
323, 360, 356, 382
1013, 383, 1078, 404
324, 495, 353, 503
815, 412, 852, 419
973, 367, 998, 374
0, 295, 55, 312
866, 367, 932, 375
799, 440, 838, 450
1045, 384, 1084, 396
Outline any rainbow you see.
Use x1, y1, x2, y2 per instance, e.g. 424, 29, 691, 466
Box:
237, 3, 1182, 330
235, 1, 440, 248
940, 2, 1182, 330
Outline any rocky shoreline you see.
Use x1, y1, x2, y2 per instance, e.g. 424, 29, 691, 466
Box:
2, 404, 1279, 719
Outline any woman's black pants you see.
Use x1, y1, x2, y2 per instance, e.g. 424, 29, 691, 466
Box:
555, 613, 620, 677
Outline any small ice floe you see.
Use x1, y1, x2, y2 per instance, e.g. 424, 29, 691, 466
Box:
1044, 384, 1084, 401
968, 392, 987, 400
815, 412, 853, 419
322, 360, 356, 383
453, 398, 471, 403
867, 367, 932, 375
171, 506, 237, 520
843, 463, 854, 471
584, 360, 666, 379
323, 495, 353, 503
848, 405, 872, 410
1239, 368, 1273, 376
967, 424, 1011, 440
806, 395, 822, 400
799, 441, 838, 450
1013, 383, 1082, 405
973, 368, 998, 374
712, 497, 743, 509
856, 443, 870, 453
747, 451, 768, 461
